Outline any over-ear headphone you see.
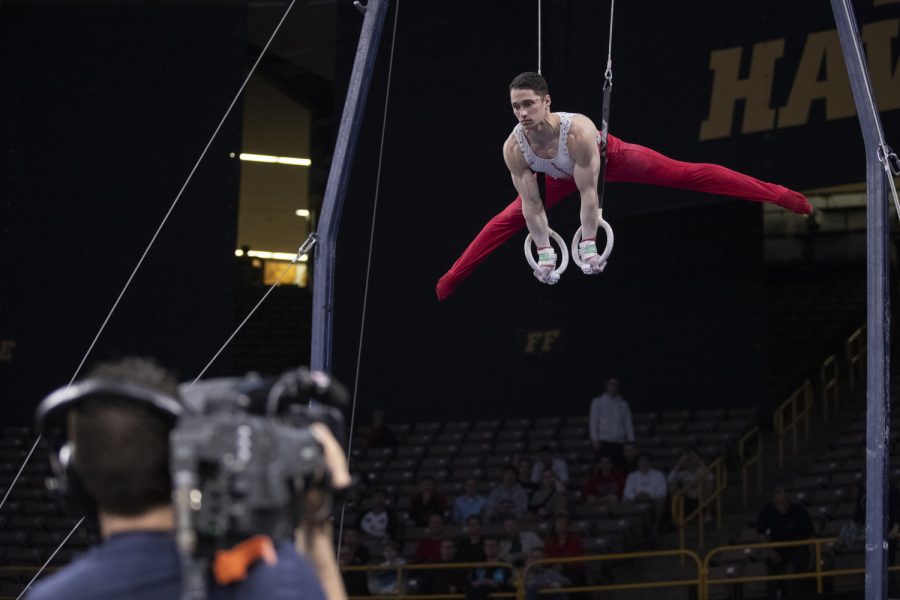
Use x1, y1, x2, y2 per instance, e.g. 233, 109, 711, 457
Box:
34, 378, 185, 514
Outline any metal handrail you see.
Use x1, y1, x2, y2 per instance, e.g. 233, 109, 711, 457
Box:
738, 426, 763, 507
671, 456, 727, 551
773, 380, 813, 468
845, 325, 865, 392
820, 354, 840, 421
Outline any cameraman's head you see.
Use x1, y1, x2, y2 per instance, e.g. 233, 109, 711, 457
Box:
63, 358, 180, 534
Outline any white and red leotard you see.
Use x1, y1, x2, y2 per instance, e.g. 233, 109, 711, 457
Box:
435, 117, 811, 300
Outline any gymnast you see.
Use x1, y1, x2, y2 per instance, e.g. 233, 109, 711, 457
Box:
435, 72, 812, 300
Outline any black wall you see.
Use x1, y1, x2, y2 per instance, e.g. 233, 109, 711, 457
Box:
0, 2, 247, 422
331, 0, 898, 419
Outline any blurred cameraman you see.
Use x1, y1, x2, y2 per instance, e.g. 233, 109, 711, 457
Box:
28, 358, 340, 600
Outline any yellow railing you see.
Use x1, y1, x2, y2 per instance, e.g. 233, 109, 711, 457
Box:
4, 540, 893, 600
773, 380, 813, 468
820, 354, 840, 421
671, 456, 727, 551
518, 550, 703, 600
846, 326, 866, 392
738, 426, 763, 507
703, 537, 900, 600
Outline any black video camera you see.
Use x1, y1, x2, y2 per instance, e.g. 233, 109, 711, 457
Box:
170, 368, 348, 600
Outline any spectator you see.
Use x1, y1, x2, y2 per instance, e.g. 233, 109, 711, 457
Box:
498, 517, 543, 565
623, 454, 668, 535
457, 516, 486, 562
486, 467, 529, 523
531, 446, 569, 484
667, 449, 714, 523
588, 378, 634, 465
367, 540, 406, 595
543, 514, 586, 585
756, 485, 815, 598
523, 546, 571, 600
27, 358, 328, 600
357, 489, 400, 541
529, 470, 567, 519
365, 409, 398, 449
410, 477, 448, 526
516, 457, 538, 492
414, 513, 446, 563
622, 443, 640, 473
466, 538, 514, 600
342, 527, 371, 565
423, 539, 468, 595
582, 455, 625, 505
453, 478, 488, 524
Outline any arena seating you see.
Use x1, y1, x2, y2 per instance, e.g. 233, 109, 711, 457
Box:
344, 407, 758, 559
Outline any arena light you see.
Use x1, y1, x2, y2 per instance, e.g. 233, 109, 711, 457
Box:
232, 152, 312, 167
234, 249, 308, 262
295, 209, 311, 218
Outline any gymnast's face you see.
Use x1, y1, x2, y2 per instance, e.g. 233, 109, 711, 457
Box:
510, 88, 550, 129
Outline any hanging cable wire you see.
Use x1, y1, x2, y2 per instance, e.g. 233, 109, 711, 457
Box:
336, 0, 401, 558
0, 0, 300, 517
190, 235, 317, 385
0, 0, 304, 518
15, 516, 86, 600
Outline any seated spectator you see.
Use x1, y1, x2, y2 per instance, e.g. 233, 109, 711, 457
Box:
357, 489, 400, 541
516, 457, 538, 492
756, 485, 814, 598
499, 517, 543, 565
453, 478, 488, 524
529, 470, 567, 519
531, 446, 569, 484
466, 538, 514, 600
622, 443, 640, 473
367, 540, 406, 595
623, 454, 667, 535
582, 455, 625, 505
486, 467, 529, 523
523, 546, 571, 600
667, 449, 714, 522
422, 539, 468, 595
342, 527, 371, 565
410, 477, 448, 527
457, 516, 486, 562
414, 513, 446, 563
543, 514, 585, 585
339, 544, 370, 597
365, 409, 398, 449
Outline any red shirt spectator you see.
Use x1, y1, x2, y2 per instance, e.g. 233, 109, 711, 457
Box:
543, 515, 585, 584
415, 514, 446, 563
582, 456, 625, 503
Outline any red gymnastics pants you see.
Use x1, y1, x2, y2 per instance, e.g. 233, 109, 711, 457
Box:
435, 134, 811, 301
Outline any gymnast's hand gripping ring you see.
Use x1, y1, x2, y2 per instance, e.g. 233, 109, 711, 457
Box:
571, 209, 614, 274
524, 229, 569, 283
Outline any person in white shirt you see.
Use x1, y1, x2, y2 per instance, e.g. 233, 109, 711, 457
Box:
623, 455, 668, 535
589, 378, 634, 466
530, 446, 569, 484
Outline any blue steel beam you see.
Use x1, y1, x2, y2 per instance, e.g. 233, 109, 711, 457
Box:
311, 0, 388, 373
830, 2, 892, 599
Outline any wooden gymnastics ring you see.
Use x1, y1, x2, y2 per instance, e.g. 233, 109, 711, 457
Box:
571, 209, 614, 273
524, 229, 569, 282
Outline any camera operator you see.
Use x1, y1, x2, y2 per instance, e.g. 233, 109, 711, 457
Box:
28, 357, 337, 600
